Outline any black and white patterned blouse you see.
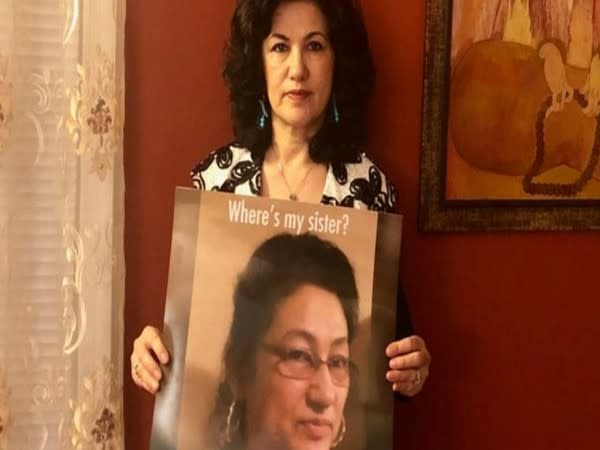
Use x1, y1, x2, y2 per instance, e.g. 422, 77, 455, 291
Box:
191, 143, 398, 213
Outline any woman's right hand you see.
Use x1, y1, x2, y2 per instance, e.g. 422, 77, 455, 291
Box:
130, 325, 170, 394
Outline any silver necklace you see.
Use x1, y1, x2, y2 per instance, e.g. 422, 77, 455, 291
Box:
276, 156, 315, 201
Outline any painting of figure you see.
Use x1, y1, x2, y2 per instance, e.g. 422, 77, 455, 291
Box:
448, 0, 600, 199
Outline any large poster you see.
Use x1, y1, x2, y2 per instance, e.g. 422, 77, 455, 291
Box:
149, 188, 402, 450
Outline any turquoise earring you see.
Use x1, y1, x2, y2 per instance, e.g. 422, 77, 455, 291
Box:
258, 97, 269, 129
332, 94, 340, 124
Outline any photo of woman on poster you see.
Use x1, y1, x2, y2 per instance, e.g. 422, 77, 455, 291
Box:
206, 232, 358, 450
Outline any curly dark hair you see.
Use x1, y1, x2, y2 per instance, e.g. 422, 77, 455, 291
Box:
223, 0, 375, 164
207, 232, 359, 449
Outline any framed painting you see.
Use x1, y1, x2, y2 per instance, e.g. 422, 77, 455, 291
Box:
419, 0, 600, 231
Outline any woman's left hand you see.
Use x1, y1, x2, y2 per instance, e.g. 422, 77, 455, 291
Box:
385, 335, 431, 397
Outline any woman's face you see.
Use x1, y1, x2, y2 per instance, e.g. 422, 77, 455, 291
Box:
243, 284, 350, 450
262, 1, 335, 135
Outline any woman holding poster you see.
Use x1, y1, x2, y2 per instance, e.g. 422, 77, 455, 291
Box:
131, 0, 431, 428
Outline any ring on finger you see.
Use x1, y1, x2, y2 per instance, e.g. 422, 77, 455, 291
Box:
414, 370, 422, 385
133, 362, 141, 378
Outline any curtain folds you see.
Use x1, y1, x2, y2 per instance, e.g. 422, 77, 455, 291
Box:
0, 1, 126, 448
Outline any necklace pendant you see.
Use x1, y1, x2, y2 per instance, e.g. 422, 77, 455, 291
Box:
289, 193, 298, 201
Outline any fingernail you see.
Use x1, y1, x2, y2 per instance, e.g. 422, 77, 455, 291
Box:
161, 353, 169, 364
153, 369, 161, 379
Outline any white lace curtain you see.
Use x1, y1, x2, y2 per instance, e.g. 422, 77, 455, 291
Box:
0, 1, 125, 449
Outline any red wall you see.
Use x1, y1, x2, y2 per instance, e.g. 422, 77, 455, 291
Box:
124, 1, 600, 449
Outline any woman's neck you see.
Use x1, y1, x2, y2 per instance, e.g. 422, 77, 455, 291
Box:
260, 119, 328, 203
267, 130, 311, 167
268, 117, 321, 166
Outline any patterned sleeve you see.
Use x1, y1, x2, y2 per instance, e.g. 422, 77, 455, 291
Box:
345, 155, 399, 213
366, 157, 398, 213
190, 145, 234, 191
380, 170, 398, 214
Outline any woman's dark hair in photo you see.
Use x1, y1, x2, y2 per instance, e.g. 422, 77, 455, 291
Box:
223, 0, 376, 165
208, 232, 359, 449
